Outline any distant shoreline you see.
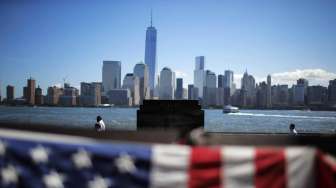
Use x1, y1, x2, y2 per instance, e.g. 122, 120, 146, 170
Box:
1, 104, 336, 112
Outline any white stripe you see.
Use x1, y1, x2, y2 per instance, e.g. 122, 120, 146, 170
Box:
0, 128, 97, 145
286, 147, 316, 188
150, 144, 190, 188
222, 147, 255, 188
323, 153, 336, 166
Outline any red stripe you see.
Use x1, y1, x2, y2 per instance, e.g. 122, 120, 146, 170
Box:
317, 151, 336, 188
188, 147, 221, 188
255, 148, 286, 188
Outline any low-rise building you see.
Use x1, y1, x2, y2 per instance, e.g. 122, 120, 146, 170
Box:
35, 86, 44, 105
80, 82, 101, 107
45, 86, 63, 106
188, 84, 199, 100
107, 89, 132, 106
59, 84, 79, 107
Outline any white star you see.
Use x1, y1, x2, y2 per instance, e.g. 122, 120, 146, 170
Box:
114, 153, 136, 173
0, 141, 6, 156
88, 175, 111, 188
72, 149, 92, 169
43, 170, 65, 188
30, 145, 49, 164
1, 165, 18, 185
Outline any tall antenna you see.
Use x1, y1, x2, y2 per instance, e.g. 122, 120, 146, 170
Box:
150, 9, 153, 27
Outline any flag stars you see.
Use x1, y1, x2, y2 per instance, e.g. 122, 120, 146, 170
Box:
30, 145, 49, 164
114, 153, 136, 173
1, 165, 18, 185
43, 170, 65, 188
72, 148, 92, 169
88, 175, 111, 188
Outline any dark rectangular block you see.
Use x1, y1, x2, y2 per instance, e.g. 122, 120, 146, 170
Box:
137, 100, 204, 130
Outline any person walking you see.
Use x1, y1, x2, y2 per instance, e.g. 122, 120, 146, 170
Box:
95, 116, 106, 132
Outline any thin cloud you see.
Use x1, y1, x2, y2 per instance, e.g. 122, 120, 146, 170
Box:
232, 69, 336, 89
271, 69, 336, 86
175, 70, 188, 78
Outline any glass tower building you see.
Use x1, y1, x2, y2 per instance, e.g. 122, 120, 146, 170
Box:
102, 61, 121, 95
144, 12, 157, 91
194, 56, 205, 98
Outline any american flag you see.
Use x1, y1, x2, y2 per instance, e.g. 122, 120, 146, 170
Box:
0, 128, 335, 188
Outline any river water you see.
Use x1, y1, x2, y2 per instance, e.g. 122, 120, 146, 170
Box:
0, 106, 335, 133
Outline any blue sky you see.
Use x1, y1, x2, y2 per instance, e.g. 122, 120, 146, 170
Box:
1, 0, 336, 97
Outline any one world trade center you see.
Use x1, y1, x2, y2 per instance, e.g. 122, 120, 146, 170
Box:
144, 11, 157, 92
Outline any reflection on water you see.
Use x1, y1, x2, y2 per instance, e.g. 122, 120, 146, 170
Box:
228, 112, 336, 120
0, 106, 335, 133
205, 109, 336, 133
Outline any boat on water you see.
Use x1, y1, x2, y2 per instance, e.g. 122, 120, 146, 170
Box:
98, 104, 114, 108
223, 105, 239, 113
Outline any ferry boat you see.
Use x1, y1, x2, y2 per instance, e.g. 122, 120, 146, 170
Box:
223, 105, 239, 113
98, 104, 114, 108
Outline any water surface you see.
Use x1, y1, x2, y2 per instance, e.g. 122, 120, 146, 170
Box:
0, 106, 335, 133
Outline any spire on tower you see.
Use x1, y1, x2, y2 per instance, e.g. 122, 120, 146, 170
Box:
150, 9, 153, 27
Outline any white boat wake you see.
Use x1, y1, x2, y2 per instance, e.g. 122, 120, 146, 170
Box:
228, 112, 336, 120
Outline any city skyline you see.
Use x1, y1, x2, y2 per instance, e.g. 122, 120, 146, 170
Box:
1, 0, 336, 97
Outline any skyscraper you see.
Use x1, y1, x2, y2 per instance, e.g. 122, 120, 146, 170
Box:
133, 62, 150, 103
293, 78, 308, 106
175, 78, 183, 100
273, 85, 289, 106
241, 71, 256, 107
35, 86, 44, 105
203, 70, 217, 106
6, 85, 14, 102
27, 78, 36, 105
102, 61, 121, 95
193, 56, 205, 98
256, 82, 268, 108
159, 67, 175, 100
328, 79, 336, 105
204, 70, 216, 88
23, 86, 27, 100
144, 11, 157, 91
307, 86, 327, 105
218, 74, 224, 88
266, 75, 272, 108
224, 70, 234, 94
223, 71, 233, 88
122, 73, 140, 106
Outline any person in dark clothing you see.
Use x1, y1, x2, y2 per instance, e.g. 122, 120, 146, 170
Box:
95, 116, 106, 131
289, 123, 298, 135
